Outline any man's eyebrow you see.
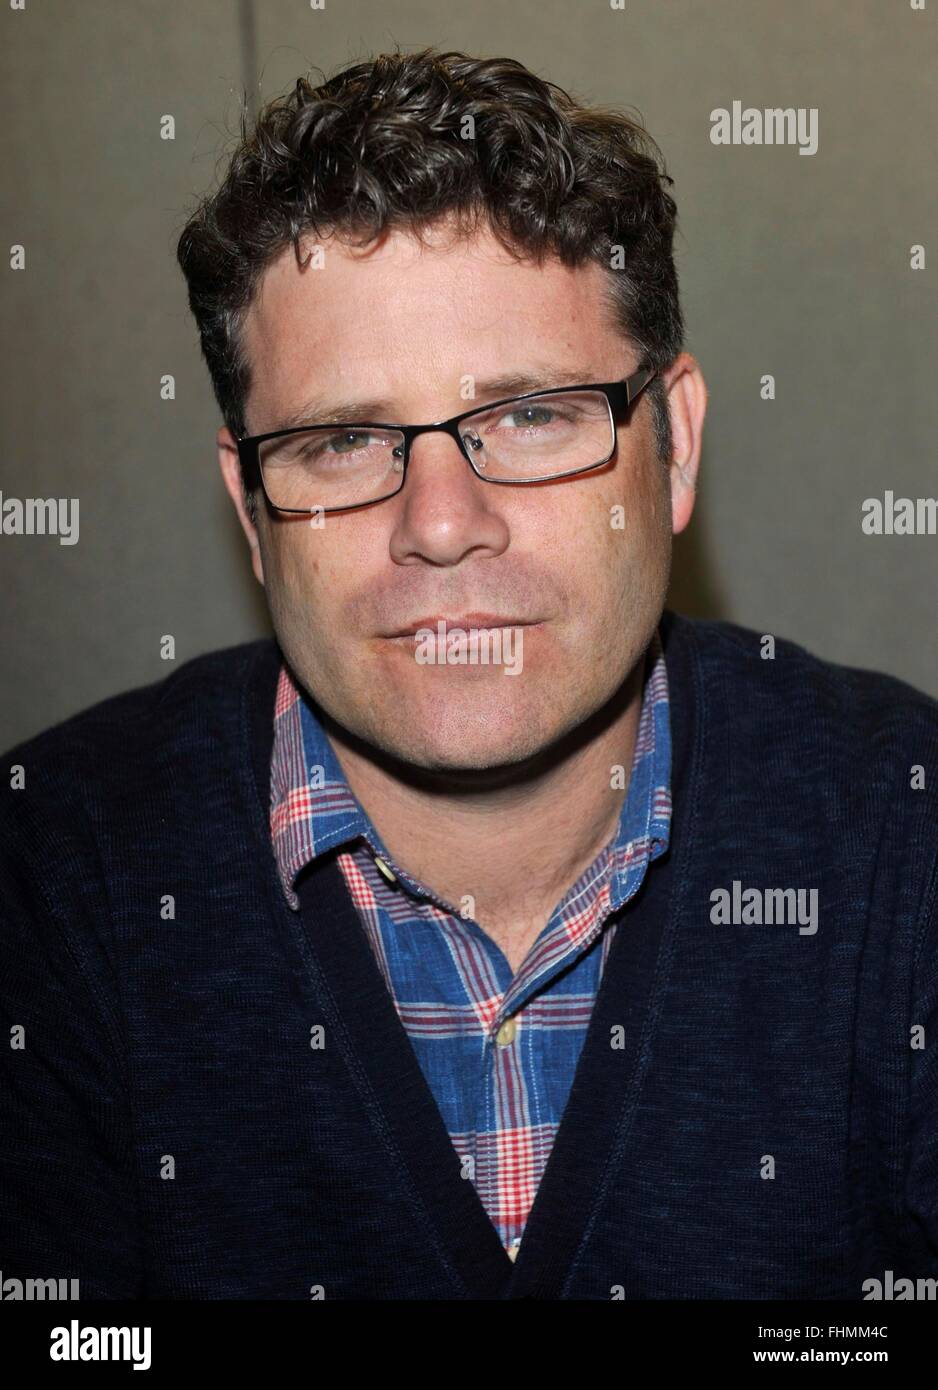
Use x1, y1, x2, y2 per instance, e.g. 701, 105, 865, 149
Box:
268, 368, 598, 432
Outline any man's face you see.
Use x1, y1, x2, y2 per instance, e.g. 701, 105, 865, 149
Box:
225, 220, 695, 774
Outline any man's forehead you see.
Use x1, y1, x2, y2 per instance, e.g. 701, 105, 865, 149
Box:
240, 224, 620, 428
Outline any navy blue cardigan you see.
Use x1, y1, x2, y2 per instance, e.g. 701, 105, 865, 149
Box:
1, 611, 937, 1300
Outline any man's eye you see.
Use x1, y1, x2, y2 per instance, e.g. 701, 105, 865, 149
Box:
501, 406, 557, 429
318, 431, 374, 455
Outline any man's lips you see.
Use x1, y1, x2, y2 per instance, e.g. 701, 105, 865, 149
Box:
384, 613, 541, 638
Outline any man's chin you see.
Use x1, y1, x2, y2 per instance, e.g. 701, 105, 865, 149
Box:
357, 684, 564, 778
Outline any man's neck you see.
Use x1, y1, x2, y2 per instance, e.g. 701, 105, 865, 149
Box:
323, 661, 645, 973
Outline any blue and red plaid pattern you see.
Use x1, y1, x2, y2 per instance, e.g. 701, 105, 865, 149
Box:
270, 631, 672, 1255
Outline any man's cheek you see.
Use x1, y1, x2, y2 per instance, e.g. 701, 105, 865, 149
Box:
262, 545, 313, 635
278, 540, 324, 604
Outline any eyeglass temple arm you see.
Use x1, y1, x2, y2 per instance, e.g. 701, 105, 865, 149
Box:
629, 365, 657, 402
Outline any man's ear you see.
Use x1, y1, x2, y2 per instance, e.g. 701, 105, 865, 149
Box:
218, 425, 265, 586
661, 353, 707, 537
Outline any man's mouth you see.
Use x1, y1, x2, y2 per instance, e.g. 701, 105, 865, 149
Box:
385, 613, 541, 639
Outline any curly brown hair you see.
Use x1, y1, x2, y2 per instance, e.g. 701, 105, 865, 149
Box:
176, 47, 684, 512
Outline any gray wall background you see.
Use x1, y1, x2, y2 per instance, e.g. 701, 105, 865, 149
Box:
1, 0, 935, 749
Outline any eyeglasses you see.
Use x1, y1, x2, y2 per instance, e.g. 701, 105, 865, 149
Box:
236, 364, 657, 514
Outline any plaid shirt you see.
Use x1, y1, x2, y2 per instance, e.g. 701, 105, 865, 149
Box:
270, 630, 672, 1257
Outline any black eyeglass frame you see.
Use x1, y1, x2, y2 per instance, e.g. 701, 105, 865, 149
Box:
236, 364, 657, 515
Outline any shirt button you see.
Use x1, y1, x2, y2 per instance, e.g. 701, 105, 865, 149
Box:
495, 1017, 517, 1047
373, 855, 397, 884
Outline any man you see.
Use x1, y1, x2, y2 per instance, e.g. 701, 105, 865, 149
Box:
1, 48, 936, 1301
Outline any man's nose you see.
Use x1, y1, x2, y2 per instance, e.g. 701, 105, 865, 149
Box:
387, 432, 511, 567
